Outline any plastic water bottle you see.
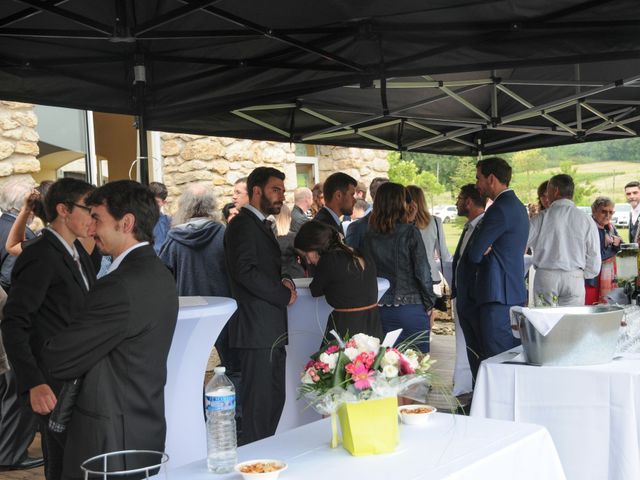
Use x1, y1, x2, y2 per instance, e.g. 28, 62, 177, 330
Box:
205, 366, 237, 473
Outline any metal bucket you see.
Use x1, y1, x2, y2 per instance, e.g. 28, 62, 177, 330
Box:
511, 305, 623, 366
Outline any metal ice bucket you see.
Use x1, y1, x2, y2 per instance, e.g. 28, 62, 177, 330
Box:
511, 305, 624, 366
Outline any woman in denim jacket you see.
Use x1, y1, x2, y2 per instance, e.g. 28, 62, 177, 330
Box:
363, 183, 436, 352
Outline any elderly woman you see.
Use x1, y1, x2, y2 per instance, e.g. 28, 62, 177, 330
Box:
585, 196, 622, 305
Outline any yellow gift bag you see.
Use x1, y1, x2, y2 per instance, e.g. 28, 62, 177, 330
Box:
337, 396, 398, 456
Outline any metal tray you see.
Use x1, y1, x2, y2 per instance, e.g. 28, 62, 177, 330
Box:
511, 305, 624, 366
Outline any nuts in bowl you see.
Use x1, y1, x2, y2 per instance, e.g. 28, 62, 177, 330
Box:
398, 404, 437, 425
235, 459, 287, 480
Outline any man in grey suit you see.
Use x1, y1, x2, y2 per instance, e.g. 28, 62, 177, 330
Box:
43, 181, 178, 479
289, 187, 312, 234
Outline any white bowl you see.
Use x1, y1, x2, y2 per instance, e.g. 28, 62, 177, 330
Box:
235, 459, 287, 480
398, 404, 437, 425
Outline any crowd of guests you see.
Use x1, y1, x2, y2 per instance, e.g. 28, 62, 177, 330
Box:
0, 157, 635, 478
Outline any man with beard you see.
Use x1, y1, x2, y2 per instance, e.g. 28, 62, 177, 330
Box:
224, 167, 297, 444
467, 157, 528, 362
314, 172, 357, 236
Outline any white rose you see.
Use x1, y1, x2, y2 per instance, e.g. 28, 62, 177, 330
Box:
319, 352, 338, 371
352, 333, 380, 354
382, 365, 399, 378
380, 349, 400, 368
403, 350, 420, 371
344, 347, 359, 361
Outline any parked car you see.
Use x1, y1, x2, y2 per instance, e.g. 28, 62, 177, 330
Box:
433, 205, 458, 223
612, 203, 631, 228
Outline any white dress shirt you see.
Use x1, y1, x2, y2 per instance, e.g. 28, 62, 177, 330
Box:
47, 227, 89, 289
459, 213, 485, 257
106, 242, 149, 275
528, 198, 601, 279
631, 203, 640, 226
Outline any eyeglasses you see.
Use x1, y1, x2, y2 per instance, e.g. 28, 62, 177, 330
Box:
72, 203, 91, 213
598, 209, 614, 215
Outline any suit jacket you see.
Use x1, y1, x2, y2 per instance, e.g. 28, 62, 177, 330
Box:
314, 207, 344, 236
466, 190, 529, 306
451, 222, 481, 314
345, 211, 370, 252
42, 245, 178, 480
289, 205, 309, 234
0, 213, 34, 290
224, 208, 291, 349
1, 230, 95, 395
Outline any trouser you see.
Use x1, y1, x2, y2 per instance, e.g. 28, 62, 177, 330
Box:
379, 304, 431, 353
236, 347, 286, 446
456, 306, 483, 383
451, 299, 473, 395
0, 369, 37, 465
534, 268, 585, 306
38, 413, 65, 480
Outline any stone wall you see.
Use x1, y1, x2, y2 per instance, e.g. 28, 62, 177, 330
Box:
160, 133, 389, 211
0, 101, 40, 181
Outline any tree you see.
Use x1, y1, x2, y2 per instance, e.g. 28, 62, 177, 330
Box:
449, 157, 477, 194
511, 149, 547, 203
559, 161, 597, 205
387, 152, 445, 200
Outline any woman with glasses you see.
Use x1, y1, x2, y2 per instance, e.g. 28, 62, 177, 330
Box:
363, 182, 436, 352
585, 196, 622, 305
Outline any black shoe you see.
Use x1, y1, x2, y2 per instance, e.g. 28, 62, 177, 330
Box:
0, 456, 44, 470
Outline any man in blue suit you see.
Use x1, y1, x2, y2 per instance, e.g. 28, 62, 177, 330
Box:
466, 157, 528, 364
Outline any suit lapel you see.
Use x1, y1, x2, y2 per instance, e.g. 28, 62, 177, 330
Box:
244, 209, 280, 249
44, 230, 89, 293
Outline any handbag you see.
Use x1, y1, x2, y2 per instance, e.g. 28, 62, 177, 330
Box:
433, 218, 450, 312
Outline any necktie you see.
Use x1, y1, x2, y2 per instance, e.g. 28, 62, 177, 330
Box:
73, 252, 89, 290
263, 218, 276, 237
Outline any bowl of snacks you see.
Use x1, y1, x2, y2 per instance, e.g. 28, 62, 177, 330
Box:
398, 404, 437, 425
235, 459, 287, 480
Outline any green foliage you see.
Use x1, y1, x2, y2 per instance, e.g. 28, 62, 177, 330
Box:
510, 149, 547, 203
449, 157, 477, 194
558, 161, 597, 205
388, 152, 445, 196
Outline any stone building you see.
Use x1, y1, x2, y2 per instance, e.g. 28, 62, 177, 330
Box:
0, 101, 389, 209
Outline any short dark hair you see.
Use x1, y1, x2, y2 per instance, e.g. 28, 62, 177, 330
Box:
86, 180, 159, 243
323, 172, 357, 201
476, 157, 512, 186
625, 181, 640, 190
459, 183, 485, 208
45, 178, 95, 222
222, 202, 235, 222
247, 167, 285, 200
148, 181, 168, 201
549, 173, 574, 199
370, 177, 389, 200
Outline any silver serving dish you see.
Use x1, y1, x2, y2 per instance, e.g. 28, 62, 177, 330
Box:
511, 305, 624, 366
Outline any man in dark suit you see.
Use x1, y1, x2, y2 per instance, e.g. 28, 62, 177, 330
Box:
2, 178, 96, 479
451, 184, 485, 381
224, 167, 297, 445
345, 177, 388, 251
0, 177, 42, 471
42, 181, 178, 480
289, 187, 312, 234
467, 157, 528, 362
314, 172, 357, 236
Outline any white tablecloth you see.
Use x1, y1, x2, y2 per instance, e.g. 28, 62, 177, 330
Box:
471, 347, 640, 480
278, 278, 389, 433
171, 413, 565, 480
165, 296, 237, 469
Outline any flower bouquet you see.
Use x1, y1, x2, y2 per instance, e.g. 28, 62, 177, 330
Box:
298, 330, 435, 456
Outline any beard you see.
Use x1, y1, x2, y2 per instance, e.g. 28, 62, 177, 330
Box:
260, 194, 282, 215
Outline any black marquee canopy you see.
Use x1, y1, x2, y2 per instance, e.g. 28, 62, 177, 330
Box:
1, 0, 640, 181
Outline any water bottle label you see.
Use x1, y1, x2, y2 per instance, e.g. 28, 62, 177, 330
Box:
206, 394, 235, 412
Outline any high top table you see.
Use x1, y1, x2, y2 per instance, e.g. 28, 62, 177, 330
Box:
165, 296, 237, 469
278, 277, 389, 433
471, 347, 640, 480
171, 413, 566, 480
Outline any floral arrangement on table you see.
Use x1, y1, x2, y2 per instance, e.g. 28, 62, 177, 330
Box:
298, 331, 435, 455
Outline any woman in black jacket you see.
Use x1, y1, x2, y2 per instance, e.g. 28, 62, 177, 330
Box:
363, 183, 436, 352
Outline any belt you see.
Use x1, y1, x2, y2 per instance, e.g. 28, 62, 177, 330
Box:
333, 303, 379, 313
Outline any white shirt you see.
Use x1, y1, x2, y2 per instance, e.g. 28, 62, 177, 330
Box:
106, 242, 149, 275
528, 198, 601, 279
47, 227, 89, 289
459, 213, 485, 257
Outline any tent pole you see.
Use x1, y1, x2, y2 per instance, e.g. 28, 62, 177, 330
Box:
137, 114, 149, 185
